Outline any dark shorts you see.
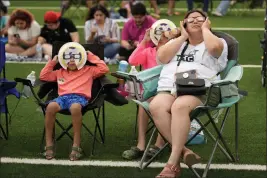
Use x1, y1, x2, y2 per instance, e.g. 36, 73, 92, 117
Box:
49, 94, 88, 110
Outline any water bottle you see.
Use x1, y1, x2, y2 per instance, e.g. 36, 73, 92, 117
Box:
36, 43, 43, 61
187, 119, 207, 145
125, 66, 140, 97
22, 71, 36, 98
118, 60, 129, 72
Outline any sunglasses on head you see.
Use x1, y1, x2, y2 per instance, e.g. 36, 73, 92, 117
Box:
185, 16, 206, 23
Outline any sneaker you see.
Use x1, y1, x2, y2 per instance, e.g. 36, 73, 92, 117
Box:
122, 146, 144, 160
44, 55, 50, 61
5, 53, 19, 61
104, 57, 110, 64
212, 11, 223, 17
108, 59, 118, 65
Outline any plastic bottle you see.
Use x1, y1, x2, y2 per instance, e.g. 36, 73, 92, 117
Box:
36, 43, 43, 61
125, 66, 140, 97
22, 71, 36, 98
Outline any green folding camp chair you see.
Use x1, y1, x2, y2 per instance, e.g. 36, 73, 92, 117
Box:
115, 31, 247, 178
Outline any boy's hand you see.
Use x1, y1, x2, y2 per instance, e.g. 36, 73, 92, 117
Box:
52, 55, 59, 63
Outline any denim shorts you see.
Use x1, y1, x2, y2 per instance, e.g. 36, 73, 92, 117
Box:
50, 94, 88, 110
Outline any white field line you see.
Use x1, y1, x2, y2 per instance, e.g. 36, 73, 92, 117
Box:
5, 61, 262, 68
0, 157, 265, 171
8, 6, 266, 12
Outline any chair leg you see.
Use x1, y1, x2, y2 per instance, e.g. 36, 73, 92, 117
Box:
91, 107, 104, 155
201, 109, 236, 178
235, 103, 239, 161
102, 102, 105, 143
134, 104, 139, 140
4, 98, 8, 139
56, 120, 73, 141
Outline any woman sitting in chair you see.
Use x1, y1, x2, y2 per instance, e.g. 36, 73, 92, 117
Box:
5, 9, 41, 60
84, 5, 121, 64
39, 42, 109, 161
149, 10, 228, 177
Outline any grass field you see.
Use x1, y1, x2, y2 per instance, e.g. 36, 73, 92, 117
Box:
0, 1, 267, 178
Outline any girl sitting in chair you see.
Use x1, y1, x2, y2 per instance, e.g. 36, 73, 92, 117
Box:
39, 42, 109, 161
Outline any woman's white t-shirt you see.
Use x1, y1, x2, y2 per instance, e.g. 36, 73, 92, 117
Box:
157, 38, 228, 92
8, 20, 41, 41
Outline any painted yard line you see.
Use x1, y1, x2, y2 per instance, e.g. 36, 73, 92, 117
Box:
8, 6, 266, 12
5, 61, 262, 68
76, 25, 264, 31
1, 157, 265, 171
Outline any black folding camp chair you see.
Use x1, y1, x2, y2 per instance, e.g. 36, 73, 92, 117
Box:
14, 42, 127, 155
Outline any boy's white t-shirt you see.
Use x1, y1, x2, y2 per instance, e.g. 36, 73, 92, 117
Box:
157, 38, 228, 92
8, 20, 41, 41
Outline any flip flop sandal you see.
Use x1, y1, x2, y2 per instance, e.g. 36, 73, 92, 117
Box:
43, 145, 55, 160
69, 146, 83, 161
122, 146, 144, 160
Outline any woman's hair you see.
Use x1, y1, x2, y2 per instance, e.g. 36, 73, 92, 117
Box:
131, 2, 147, 16
183, 9, 207, 20
8, 9, 34, 28
85, 5, 110, 21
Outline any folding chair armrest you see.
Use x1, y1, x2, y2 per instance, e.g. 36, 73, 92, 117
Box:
14, 77, 32, 87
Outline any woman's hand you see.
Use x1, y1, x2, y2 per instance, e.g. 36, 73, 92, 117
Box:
180, 21, 189, 40
90, 27, 98, 35
201, 17, 211, 31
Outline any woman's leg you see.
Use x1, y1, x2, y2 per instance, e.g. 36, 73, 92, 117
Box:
215, 0, 231, 15
202, 0, 210, 13
149, 93, 175, 143
5, 43, 25, 54
104, 43, 120, 59
187, 0, 194, 11
167, 95, 202, 166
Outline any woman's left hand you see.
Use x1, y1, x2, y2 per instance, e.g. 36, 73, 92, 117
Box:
102, 36, 111, 43
201, 17, 211, 30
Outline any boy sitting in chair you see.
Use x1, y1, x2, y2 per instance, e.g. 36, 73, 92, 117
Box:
39, 42, 109, 161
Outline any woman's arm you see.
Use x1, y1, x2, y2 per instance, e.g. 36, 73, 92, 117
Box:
202, 18, 224, 58
109, 21, 120, 43
18, 36, 38, 47
157, 21, 188, 64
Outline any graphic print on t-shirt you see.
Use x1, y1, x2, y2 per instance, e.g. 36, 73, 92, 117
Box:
176, 49, 199, 62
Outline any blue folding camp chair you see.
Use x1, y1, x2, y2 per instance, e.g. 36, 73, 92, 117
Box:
0, 41, 20, 140
114, 32, 247, 178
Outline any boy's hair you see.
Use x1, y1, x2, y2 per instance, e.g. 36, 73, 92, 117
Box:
131, 2, 147, 16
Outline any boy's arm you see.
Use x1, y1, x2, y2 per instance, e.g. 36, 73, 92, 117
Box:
87, 52, 109, 79
39, 58, 58, 82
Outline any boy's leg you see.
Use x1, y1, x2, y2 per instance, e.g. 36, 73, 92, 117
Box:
69, 103, 83, 148
45, 102, 61, 147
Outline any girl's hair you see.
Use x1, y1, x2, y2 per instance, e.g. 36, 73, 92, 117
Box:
8, 9, 34, 28
85, 5, 109, 21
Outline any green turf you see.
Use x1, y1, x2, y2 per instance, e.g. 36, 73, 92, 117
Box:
0, 65, 265, 166
0, 164, 266, 178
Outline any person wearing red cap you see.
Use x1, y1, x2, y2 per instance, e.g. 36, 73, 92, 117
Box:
37, 10, 79, 60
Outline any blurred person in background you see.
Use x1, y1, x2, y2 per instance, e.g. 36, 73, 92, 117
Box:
37, 11, 79, 60
84, 5, 120, 64
5, 9, 41, 60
